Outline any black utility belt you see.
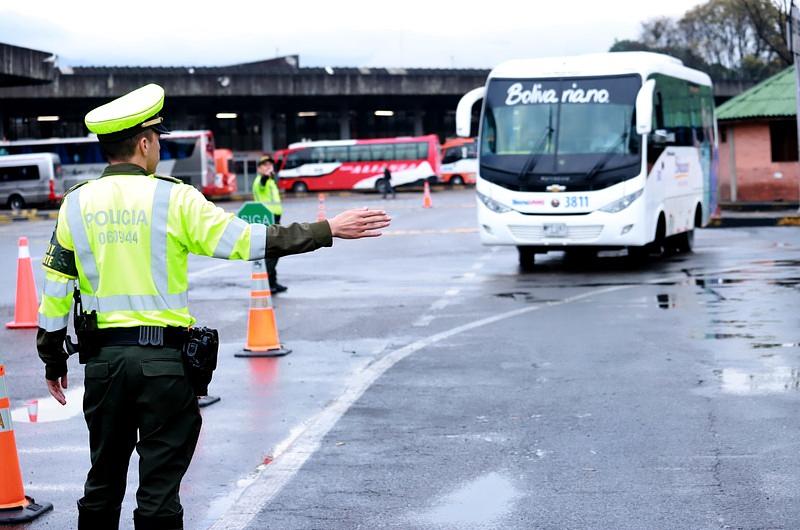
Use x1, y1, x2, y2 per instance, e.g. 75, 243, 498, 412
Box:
95, 326, 188, 349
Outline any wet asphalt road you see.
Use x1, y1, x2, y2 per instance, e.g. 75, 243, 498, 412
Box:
1, 188, 799, 529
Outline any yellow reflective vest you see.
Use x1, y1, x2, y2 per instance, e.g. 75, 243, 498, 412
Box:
252, 175, 283, 216
38, 163, 329, 331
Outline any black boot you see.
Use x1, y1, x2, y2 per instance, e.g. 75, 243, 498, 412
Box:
77, 501, 121, 530
133, 509, 183, 530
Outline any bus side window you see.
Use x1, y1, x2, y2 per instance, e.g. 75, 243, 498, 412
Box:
284, 148, 309, 169
416, 142, 428, 160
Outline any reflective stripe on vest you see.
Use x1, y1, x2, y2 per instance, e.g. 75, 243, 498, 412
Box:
150, 179, 173, 295
82, 292, 188, 313
39, 313, 69, 331
65, 178, 188, 312
66, 187, 100, 292
43, 277, 73, 298
249, 223, 267, 260
213, 217, 248, 259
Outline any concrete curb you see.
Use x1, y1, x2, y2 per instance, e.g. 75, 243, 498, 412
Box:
0, 210, 59, 224
707, 216, 800, 228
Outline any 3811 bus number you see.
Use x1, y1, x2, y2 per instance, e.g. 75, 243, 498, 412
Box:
562, 196, 589, 208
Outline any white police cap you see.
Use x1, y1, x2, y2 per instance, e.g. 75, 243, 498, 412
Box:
85, 83, 170, 142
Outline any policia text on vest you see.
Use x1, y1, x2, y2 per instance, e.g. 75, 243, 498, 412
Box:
34, 84, 391, 530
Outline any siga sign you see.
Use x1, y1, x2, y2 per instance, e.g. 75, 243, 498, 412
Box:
236, 201, 274, 226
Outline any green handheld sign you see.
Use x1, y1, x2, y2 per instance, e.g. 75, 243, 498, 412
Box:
236, 201, 274, 226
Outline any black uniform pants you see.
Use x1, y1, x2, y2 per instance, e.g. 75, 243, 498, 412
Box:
77, 345, 201, 530
266, 214, 281, 287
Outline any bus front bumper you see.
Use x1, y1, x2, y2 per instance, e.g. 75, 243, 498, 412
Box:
477, 199, 650, 248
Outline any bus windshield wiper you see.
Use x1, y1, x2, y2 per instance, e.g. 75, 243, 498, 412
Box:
518, 114, 554, 183
479, 161, 519, 175
585, 132, 628, 181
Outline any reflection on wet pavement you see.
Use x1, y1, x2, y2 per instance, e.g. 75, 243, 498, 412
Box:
413, 472, 521, 528
718, 367, 800, 395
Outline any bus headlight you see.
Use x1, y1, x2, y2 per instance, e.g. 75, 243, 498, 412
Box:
477, 191, 512, 214
598, 189, 643, 213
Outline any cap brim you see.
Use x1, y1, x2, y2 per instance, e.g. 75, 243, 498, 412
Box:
151, 122, 170, 135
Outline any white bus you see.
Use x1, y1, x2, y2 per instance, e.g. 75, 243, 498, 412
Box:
456, 52, 718, 269
0, 130, 233, 197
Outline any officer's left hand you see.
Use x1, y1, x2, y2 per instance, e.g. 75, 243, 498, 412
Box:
329, 208, 391, 239
46, 375, 68, 405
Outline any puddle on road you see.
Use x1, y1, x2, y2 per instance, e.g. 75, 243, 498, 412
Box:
717, 367, 800, 395
413, 472, 521, 527
753, 342, 800, 349
495, 291, 559, 303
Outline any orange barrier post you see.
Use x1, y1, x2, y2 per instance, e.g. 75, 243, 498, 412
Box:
235, 260, 291, 358
422, 181, 433, 209
316, 193, 327, 221
6, 237, 39, 329
0, 360, 52, 523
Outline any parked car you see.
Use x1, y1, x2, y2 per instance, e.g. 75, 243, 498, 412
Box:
0, 153, 64, 210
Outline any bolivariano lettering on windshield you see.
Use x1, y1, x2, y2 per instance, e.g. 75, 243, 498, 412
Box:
505, 83, 610, 106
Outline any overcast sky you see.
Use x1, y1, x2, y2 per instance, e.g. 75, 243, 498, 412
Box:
1, 0, 706, 69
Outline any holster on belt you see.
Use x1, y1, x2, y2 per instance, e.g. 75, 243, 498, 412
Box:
67, 287, 99, 364
181, 327, 219, 396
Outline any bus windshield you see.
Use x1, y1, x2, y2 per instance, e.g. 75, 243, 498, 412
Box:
480, 74, 642, 191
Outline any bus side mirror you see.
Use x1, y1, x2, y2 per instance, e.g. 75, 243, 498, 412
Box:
635, 79, 656, 135
456, 87, 486, 138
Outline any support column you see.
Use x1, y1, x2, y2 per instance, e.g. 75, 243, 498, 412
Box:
261, 104, 274, 153
338, 109, 350, 139
413, 109, 424, 136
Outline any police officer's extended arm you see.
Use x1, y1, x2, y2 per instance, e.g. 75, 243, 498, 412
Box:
177, 185, 389, 259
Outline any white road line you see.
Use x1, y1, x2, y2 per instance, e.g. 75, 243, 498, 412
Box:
18, 445, 86, 454
189, 262, 234, 279
207, 284, 629, 530
24, 483, 84, 492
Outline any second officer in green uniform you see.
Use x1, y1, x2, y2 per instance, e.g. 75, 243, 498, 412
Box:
36, 84, 390, 530
252, 154, 287, 293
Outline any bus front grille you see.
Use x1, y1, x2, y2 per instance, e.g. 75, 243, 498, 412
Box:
508, 225, 603, 242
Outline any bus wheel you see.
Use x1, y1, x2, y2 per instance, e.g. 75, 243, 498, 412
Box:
450, 175, 464, 186
517, 246, 537, 272
7, 194, 24, 211
291, 182, 308, 193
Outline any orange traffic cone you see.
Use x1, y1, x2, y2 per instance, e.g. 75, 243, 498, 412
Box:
6, 237, 39, 329
422, 181, 433, 209
235, 260, 291, 358
317, 193, 327, 221
0, 360, 53, 523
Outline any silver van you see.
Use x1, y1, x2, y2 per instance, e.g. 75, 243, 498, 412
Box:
0, 153, 64, 210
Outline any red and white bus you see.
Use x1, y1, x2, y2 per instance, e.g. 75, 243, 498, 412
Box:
440, 137, 477, 185
275, 135, 441, 192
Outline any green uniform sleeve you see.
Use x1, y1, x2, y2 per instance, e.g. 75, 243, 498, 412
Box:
266, 221, 332, 258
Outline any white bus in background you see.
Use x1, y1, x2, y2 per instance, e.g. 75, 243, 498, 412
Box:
456, 52, 718, 269
0, 130, 235, 198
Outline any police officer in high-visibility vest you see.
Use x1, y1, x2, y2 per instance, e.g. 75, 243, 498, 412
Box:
35, 84, 390, 530
252, 154, 286, 293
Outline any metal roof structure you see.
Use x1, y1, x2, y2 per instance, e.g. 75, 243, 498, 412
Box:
0, 42, 55, 87
716, 67, 796, 121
